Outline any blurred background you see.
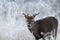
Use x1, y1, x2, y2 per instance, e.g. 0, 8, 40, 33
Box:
0, 0, 60, 40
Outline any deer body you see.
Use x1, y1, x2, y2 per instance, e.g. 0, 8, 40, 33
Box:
23, 13, 58, 40
32, 17, 58, 40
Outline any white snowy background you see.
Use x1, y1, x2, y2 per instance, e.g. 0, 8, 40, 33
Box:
0, 0, 60, 40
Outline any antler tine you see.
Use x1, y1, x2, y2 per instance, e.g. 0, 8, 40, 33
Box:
23, 13, 26, 16
22, 11, 29, 15
21, 11, 26, 16
22, 11, 29, 18
33, 11, 39, 18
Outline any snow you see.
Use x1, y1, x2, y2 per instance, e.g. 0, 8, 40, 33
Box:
0, 0, 60, 40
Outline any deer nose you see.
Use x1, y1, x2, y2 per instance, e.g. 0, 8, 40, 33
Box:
28, 24, 30, 27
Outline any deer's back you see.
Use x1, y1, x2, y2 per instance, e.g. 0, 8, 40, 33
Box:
32, 17, 58, 33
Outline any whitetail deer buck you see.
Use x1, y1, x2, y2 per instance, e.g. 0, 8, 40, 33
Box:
23, 13, 58, 40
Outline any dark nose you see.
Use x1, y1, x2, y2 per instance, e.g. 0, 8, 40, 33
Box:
28, 24, 30, 27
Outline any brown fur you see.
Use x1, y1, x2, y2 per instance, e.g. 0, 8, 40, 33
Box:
23, 13, 58, 40
32, 17, 58, 40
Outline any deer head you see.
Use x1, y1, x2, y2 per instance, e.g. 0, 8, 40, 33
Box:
22, 12, 39, 22
22, 12, 39, 32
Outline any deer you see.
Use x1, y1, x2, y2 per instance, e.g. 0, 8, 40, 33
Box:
23, 12, 58, 40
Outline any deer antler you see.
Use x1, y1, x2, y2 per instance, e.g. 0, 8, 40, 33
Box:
22, 12, 29, 18
22, 13, 27, 16
33, 11, 39, 18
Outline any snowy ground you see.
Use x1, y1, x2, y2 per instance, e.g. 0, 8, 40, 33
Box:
0, 0, 60, 40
